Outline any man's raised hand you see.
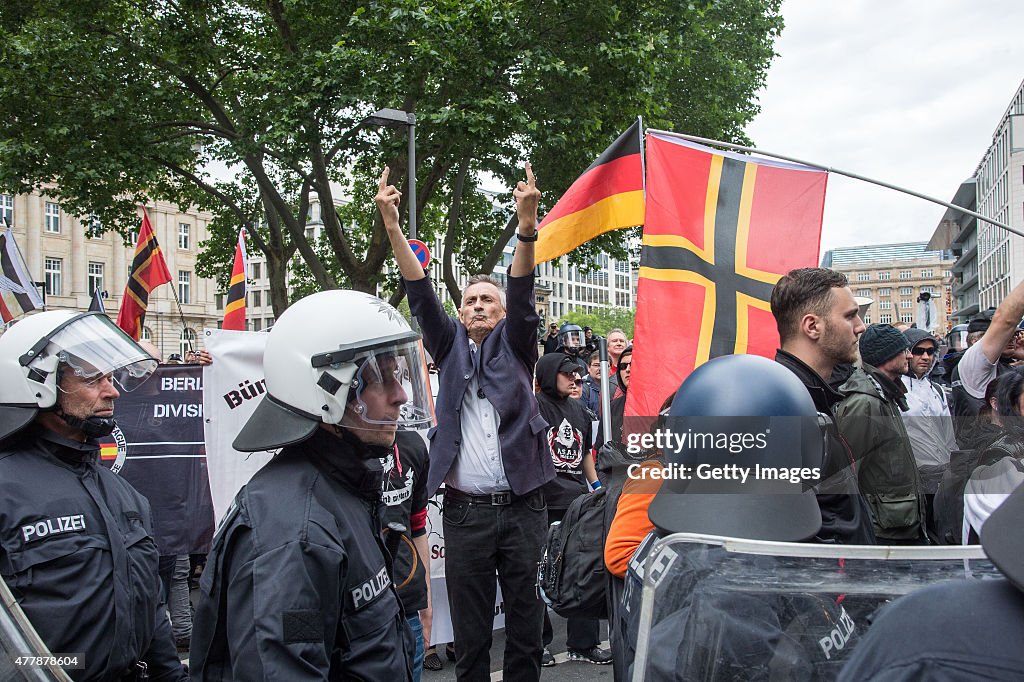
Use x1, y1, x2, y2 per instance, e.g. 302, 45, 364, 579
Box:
513, 161, 540, 233
375, 167, 402, 231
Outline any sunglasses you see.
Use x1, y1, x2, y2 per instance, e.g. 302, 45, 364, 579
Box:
618, 362, 631, 370
910, 347, 936, 357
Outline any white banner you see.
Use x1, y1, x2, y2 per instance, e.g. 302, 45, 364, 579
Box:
202, 328, 273, 524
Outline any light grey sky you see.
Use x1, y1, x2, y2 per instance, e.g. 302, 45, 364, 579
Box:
745, 0, 1024, 258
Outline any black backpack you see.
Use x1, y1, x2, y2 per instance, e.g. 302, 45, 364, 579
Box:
537, 487, 609, 620
933, 438, 1021, 544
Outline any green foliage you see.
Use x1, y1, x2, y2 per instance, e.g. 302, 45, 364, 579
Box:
0, 0, 783, 314
560, 307, 636, 340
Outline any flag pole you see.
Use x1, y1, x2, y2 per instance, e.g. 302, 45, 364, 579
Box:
646, 128, 1022, 240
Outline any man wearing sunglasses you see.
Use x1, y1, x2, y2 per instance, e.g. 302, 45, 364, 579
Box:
901, 329, 957, 538
0, 311, 186, 681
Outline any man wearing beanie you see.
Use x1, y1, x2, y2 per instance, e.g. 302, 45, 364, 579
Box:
837, 324, 928, 543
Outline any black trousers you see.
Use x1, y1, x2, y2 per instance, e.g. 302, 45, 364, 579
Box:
443, 489, 547, 682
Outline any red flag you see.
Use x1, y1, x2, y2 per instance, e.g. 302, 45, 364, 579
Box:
534, 121, 645, 264
222, 228, 247, 330
625, 133, 827, 421
116, 211, 173, 340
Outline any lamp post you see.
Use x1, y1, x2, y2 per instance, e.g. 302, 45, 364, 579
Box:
363, 108, 417, 240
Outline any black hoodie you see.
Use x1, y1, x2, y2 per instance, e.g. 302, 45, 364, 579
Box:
535, 353, 594, 509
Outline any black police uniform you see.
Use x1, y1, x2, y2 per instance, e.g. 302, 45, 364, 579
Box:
190, 427, 413, 680
0, 425, 187, 682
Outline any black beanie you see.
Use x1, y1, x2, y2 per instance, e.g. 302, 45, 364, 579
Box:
859, 324, 909, 367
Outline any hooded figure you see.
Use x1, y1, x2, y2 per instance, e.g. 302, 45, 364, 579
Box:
536, 352, 596, 508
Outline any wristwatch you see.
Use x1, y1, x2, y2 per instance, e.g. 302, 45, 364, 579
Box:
516, 231, 538, 242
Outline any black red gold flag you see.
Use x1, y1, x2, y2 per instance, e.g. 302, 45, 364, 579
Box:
222, 228, 247, 331
116, 211, 173, 340
534, 121, 645, 264
626, 133, 827, 420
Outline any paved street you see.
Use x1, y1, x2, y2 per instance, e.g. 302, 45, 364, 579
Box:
423, 614, 614, 681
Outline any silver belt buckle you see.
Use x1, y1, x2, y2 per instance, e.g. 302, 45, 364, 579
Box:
491, 492, 511, 505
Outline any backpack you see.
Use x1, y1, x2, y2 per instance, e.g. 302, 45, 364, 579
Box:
537, 487, 609, 620
933, 436, 1022, 544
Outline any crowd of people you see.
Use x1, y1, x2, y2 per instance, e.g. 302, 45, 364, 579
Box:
1, 162, 1022, 681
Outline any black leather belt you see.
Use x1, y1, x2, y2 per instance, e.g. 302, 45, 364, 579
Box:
445, 487, 518, 506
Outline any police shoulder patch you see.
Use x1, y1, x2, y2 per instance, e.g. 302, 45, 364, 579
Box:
282, 609, 324, 644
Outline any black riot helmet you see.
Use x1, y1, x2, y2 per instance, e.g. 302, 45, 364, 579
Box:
557, 323, 585, 353
648, 354, 823, 542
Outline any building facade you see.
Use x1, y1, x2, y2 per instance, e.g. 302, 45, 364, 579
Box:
974, 80, 1024, 313
1, 189, 219, 359
821, 242, 955, 333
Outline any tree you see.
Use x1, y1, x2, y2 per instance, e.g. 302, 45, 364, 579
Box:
0, 0, 783, 313
560, 308, 636, 340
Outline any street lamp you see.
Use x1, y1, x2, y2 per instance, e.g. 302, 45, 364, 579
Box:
363, 108, 417, 240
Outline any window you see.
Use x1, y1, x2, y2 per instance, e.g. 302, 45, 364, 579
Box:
856, 272, 870, 282
252, 290, 261, 308
305, 227, 315, 241
900, 314, 914, 323
43, 258, 62, 296
921, 286, 935, 294
880, 314, 893, 324
87, 262, 104, 296
215, 293, 224, 310
879, 301, 892, 310
252, 262, 261, 280
178, 270, 191, 304
252, 318, 262, 332
88, 213, 102, 238
899, 287, 913, 295
877, 271, 891, 281
44, 202, 60, 233
0, 194, 12, 225
898, 270, 912, 279
944, 270, 952, 278
141, 327, 153, 341
920, 269, 933, 278
900, 300, 912, 309
863, 314, 872, 324
265, 317, 275, 329
857, 288, 871, 297
179, 329, 196, 358
177, 222, 190, 250
878, 287, 891, 296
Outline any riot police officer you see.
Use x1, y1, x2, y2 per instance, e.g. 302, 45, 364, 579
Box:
0, 310, 186, 681
190, 290, 433, 680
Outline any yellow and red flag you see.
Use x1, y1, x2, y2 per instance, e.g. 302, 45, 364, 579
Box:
222, 228, 247, 331
116, 210, 173, 340
534, 121, 645, 264
625, 133, 827, 420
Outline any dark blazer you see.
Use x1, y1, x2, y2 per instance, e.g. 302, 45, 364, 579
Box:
405, 274, 555, 496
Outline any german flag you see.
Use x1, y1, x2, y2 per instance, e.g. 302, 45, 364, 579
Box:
534, 120, 645, 264
222, 228, 247, 330
625, 133, 827, 420
116, 211, 173, 340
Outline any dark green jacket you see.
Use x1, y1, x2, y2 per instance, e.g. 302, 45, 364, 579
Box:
836, 366, 926, 542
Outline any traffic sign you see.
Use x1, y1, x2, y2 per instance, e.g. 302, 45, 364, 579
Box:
408, 239, 431, 269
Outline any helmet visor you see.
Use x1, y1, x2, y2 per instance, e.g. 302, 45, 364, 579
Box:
35, 314, 158, 392
351, 339, 434, 428
560, 330, 586, 348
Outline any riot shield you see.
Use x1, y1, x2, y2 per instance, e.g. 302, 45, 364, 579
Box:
631, 534, 998, 681
0, 578, 71, 681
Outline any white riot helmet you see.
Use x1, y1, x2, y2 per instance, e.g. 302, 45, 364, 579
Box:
232, 290, 434, 452
0, 311, 157, 440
